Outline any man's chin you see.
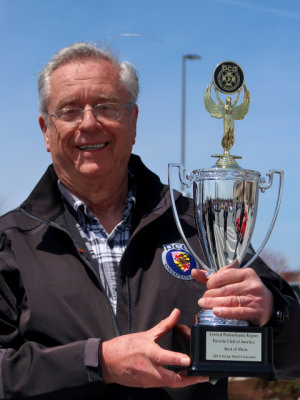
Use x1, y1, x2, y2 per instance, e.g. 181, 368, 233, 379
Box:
76, 161, 108, 177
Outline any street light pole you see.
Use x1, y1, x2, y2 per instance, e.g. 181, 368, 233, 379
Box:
181, 54, 201, 192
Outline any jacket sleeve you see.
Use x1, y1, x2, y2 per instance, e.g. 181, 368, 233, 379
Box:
261, 274, 300, 379
0, 236, 104, 399
247, 251, 300, 378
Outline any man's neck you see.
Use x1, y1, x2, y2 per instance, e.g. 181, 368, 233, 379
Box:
60, 172, 129, 234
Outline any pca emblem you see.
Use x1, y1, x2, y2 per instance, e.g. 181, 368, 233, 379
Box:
162, 243, 198, 280
213, 61, 244, 94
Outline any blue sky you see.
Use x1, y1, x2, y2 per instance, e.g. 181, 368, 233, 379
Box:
0, 0, 299, 271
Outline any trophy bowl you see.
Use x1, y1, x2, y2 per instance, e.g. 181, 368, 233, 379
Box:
193, 167, 260, 272
168, 163, 283, 276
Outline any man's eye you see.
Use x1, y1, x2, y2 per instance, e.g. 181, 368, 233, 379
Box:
58, 108, 81, 120
99, 104, 114, 111
62, 109, 78, 115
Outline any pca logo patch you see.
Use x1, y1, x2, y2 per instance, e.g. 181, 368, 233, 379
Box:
162, 243, 198, 280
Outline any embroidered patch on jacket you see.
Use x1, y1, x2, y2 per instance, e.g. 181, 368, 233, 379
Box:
162, 243, 198, 280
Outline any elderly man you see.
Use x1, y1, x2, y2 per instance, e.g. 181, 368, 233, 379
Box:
0, 42, 299, 399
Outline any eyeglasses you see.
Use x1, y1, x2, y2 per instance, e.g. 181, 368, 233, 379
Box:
47, 102, 133, 124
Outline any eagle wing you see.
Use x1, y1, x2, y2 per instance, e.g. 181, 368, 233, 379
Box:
204, 84, 224, 119
233, 85, 250, 120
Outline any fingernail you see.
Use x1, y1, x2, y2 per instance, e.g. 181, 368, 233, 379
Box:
180, 357, 190, 367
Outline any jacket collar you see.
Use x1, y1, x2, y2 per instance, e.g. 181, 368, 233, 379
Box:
20, 164, 64, 222
20, 154, 181, 224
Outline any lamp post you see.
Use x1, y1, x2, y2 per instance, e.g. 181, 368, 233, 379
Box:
181, 54, 201, 192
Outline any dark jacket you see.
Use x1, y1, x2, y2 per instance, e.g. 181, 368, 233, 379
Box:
0, 155, 299, 399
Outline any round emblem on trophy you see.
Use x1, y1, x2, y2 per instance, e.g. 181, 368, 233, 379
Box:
213, 61, 244, 94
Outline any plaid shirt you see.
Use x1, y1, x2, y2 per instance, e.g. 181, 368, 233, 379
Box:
58, 175, 136, 315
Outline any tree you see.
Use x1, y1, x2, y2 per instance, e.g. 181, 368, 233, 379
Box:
260, 249, 290, 277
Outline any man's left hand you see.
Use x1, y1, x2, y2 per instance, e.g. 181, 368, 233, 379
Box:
191, 265, 274, 327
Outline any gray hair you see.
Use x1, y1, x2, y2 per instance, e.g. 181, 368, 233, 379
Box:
38, 42, 139, 114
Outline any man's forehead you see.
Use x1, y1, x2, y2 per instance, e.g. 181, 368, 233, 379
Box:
47, 58, 128, 107
50, 58, 120, 82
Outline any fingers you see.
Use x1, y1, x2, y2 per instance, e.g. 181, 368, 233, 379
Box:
101, 317, 208, 389
191, 268, 208, 284
155, 366, 208, 388
141, 309, 193, 368
175, 324, 191, 342
147, 310, 192, 368
200, 294, 242, 308
191, 261, 239, 286
204, 268, 263, 298
211, 305, 267, 325
205, 265, 248, 290
148, 308, 181, 342
197, 266, 275, 326
150, 345, 191, 369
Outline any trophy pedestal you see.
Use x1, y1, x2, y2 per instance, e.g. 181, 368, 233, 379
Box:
188, 325, 275, 379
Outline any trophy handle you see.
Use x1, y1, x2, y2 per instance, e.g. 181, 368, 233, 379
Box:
168, 163, 213, 272
242, 169, 284, 269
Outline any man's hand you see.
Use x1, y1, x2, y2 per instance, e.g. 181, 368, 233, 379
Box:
101, 309, 207, 388
192, 265, 274, 327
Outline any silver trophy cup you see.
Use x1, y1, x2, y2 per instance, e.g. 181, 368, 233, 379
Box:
168, 164, 283, 378
167, 61, 284, 378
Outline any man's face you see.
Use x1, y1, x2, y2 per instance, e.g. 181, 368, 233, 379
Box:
39, 59, 138, 187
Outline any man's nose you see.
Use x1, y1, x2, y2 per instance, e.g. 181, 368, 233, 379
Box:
79, 109, 101, 130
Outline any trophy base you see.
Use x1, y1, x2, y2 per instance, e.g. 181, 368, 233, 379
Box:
188, 325, 275, 379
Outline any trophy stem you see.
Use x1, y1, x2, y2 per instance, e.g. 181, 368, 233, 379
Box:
211, 154, 242, 169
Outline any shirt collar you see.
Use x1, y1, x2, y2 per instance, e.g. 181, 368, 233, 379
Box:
58, 172, 136, 226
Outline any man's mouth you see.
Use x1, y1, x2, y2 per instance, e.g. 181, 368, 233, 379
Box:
77, 143, 107, 150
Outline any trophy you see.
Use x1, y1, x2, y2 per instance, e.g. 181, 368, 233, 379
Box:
168, 61, 284, 378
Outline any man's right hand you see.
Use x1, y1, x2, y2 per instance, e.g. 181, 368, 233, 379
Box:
101, 308, 208, 388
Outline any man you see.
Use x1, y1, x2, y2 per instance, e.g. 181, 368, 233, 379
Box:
0, 42, 299, 399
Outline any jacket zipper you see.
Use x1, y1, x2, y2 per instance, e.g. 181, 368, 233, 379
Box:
126, 275, 132, 334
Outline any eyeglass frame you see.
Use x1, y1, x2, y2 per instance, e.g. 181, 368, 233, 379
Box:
46, 101, 134, 124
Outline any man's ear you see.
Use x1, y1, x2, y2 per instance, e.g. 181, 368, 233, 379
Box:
131, 104, 138, 145
39, 114, 51, 152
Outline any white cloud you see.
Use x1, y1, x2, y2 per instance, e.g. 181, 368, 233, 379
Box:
213, 0, 300, 20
